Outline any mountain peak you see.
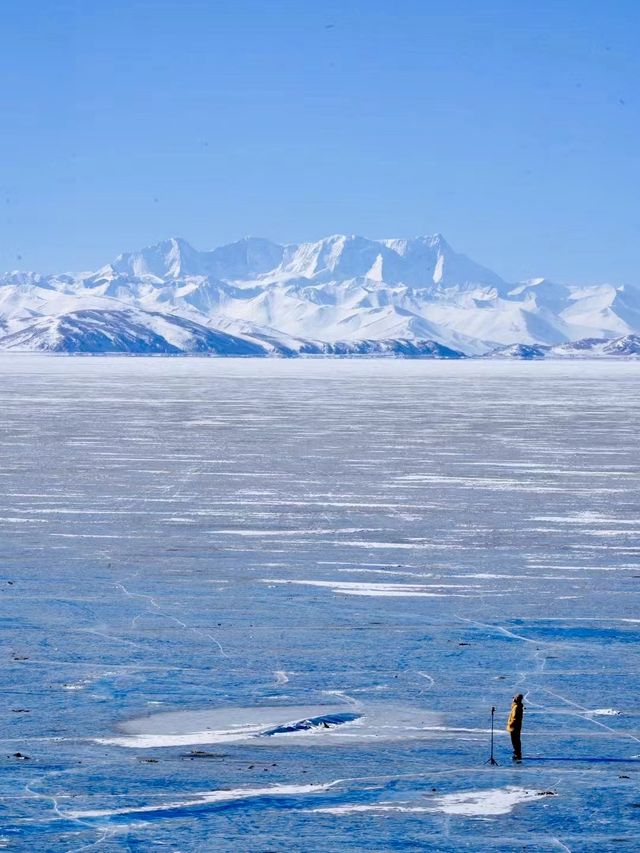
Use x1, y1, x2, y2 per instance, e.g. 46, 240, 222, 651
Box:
421, 232, 446, 245
279, 234, 397, 281
111, 236, 198, 280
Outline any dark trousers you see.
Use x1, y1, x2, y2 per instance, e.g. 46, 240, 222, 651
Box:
510, 729, 522, 759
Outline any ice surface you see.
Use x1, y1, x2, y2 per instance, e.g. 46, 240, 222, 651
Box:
0, 356, 639, 851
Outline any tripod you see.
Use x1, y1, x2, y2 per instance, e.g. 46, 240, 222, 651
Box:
485, 706, 499, 765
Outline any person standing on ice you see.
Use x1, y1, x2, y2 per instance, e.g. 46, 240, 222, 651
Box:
506, 693, 524, 761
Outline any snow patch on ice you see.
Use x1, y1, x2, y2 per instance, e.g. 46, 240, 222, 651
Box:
584, 708, 621, 717
261, 579, 471, 597
431, 786, 554, 816
312, 787, 555, 817
273, 670, 289, 684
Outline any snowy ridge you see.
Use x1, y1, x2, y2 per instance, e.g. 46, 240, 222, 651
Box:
0, 309, 267, 355
487, 334, 640, 359
1, 234, 639, 356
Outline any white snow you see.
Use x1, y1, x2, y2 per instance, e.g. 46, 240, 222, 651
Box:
64, 783, 333, 819
430, 787, 554, 816
312, 787, 555, 817
1, 233, 639, 355
584, 708, 621, 717
261, 579, 470, 597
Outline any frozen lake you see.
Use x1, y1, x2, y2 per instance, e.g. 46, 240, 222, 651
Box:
1, 356, 639, 851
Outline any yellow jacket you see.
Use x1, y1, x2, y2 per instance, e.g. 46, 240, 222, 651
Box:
506, 700, 523, 732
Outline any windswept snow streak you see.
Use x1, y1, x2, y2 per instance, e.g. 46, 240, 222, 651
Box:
64, 783, 334, 820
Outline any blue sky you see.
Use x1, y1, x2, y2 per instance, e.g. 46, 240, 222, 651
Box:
1, 0, 639, 282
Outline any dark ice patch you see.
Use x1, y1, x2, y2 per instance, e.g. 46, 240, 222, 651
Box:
261, 712, 361, 735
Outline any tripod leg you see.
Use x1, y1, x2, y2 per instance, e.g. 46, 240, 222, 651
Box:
485, 709, 499, 765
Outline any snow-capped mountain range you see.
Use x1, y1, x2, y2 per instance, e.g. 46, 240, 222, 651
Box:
1, 233, 639, 357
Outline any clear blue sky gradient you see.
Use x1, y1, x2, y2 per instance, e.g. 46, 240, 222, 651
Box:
1, 0, 639, 282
